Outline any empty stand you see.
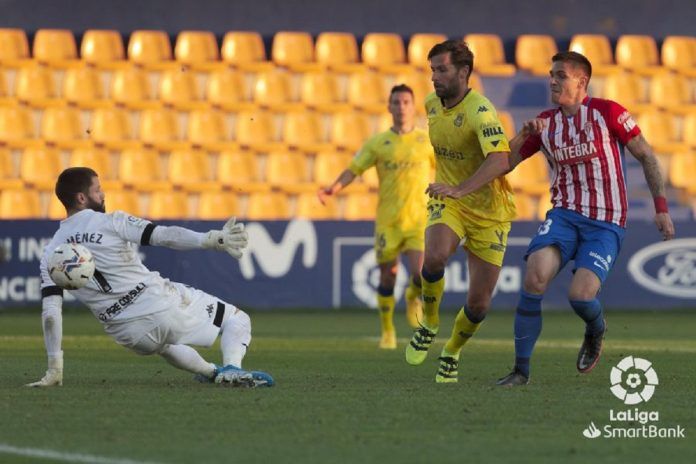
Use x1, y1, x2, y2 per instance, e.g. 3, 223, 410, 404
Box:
515, 35, 558, 76
463, 34, 515, 76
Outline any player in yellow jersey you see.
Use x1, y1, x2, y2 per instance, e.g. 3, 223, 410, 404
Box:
319, 84, 435, 349
404, 40, 516, 383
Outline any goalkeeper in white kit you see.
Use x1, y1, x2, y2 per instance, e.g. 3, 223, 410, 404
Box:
28, 167, 274, 388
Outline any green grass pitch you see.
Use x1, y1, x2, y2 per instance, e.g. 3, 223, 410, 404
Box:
1, 308, 694, 463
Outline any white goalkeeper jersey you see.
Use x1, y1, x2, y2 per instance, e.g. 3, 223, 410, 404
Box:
40, 209, 187, 323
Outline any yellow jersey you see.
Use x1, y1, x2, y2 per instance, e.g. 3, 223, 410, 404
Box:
349, 128, 435, 230
425, 89, 516, 225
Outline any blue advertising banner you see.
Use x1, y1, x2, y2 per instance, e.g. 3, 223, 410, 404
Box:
1, 219, 694, 310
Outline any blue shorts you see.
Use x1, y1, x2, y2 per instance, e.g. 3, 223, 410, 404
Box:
526, 208, 625, 283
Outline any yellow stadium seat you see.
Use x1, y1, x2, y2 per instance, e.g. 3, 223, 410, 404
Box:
683, 112, 696, 147
158, 68, 207, 110
138, 108, 187, 152
206, 69, 255, 112
14, 65, 60, 108
41, 106, 91, 150
127, 30, 175, 70
661, 36, 696, 77
312, 150, 359, 189
0, 106, 39, 148
315, 32, 364, 73
648, 72, 695, 114
497, 110, 516, 138
110, 66, 158, 109
48, 194, 68, 220
69, 147, 120, 189
168, 149, 217, 191
234, 111, 283, 153
245, 192, 291, 220
299, 72, 349, 113
343, 192, 377, 220
33, 29, 79, 68
0, 28, 31, 67
147, 190, 189, 219
174, 30, 221, 71
103, 189, 142, 215
536, 191, 552, 220
330, 112, 371, 152
392, 70, 432, 113
469, 73, 484, 94
516, 35, 558, 76
602, 73, 649, 114
295, 191, 340, 219
217, 150, 268, 192
197, 191, 241, 219
187, 109, 235, 152
81, 30, 128, 69
512, 192, 536, 220
569, 34, 619, 75
669, 152, 696, 194
62, 67, 109, 109
615, 35, 661, 75
506, 153, 549, 195
346, 72, 387, 113
252, 71, 302, 112
20, 146, 63, 190
89, 107, 139, 150
463, 34, 516, 77
361, 33, 411, 73
118, 148, 169, 191
0, 189, 41, 218
271, 31, 321, 72
0, 147, 22, 189
220, 31, 273, 72
637, 110, 687, 155
264, 151, 313, 193
0, 70, 9, 104
408, 33, 447, 69
282, 112, 332, 154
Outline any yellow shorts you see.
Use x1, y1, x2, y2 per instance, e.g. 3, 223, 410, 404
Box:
426, 199, 511, 267
375, 225, 425, 264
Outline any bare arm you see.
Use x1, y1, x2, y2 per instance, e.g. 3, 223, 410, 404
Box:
425, 152, 510, 200
507, 118, 546, 172
318, 169, 357, 205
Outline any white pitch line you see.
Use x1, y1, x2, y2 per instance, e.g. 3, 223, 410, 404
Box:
0, 443, 163, 464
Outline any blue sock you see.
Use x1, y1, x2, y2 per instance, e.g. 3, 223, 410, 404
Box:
569, 299, 605, 335
514, 291, 543, 378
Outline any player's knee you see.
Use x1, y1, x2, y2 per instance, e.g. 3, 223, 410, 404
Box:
379, 271, 396, 289
411, 273, 422, 288
523, 269, 550, 294
466, 296, 491, 316
567, 287, 597, 302
423, 254, 447, 276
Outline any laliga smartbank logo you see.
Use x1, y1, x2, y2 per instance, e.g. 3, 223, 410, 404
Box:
582, 356, 685, 439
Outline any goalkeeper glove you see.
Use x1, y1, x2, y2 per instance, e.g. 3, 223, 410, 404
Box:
203, 217, 249, 259
26, 353, 63, 387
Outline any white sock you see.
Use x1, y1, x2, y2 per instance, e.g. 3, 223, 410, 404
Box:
220, 309, 251, 368
160, 344, 215, 377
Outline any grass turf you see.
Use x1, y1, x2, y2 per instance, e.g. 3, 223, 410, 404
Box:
0, 308, 694, 463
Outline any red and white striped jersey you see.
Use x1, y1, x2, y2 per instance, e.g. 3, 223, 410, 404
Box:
519, 96, 640, 227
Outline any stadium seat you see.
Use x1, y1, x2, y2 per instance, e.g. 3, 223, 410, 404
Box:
602, 72, 649, 114
69, 147, 121, 189
281, 112, 332, 153
138, 108, 187, 152
648, 72, 695, 114
661, 36, 696, 77
515, 35, 558, 76
234, 111, 283, 153
127, 30, 175, 70
221, 31, 274, 72
217, 150, 268, 192
469, 73, 484, 94
0, 147, 22, 189
19, 146, 63, 190
147, 190, 189, 219
683, 112, 696, 147
206, 69, 255, 112
187, 109, 235, 152
32, 29, 79, 68
118, 148, 169, 191
361, 33, 411, 74
271, 31, 321, 72
88, 107, 139, 150
343, 192, 377, 220
615, 35, 661, 75
463, 34, 515, 76
0, 28, 31, 67
669, 152, 696, 194
637, 110, 688, 155
174, 30, 221, 71
110, 66, 159, 109
312, 150, 354, 186
392, 70, 432, 112
329, 112, 371, 152
512, 192, 536, 220
315, 32, 363, 73
0, 70, 10, 104
0, 106, 40, 148
158, 68, 207, 111
346, 72, 387, 113
536, 191, 552, 220
197, 191, 241, 219
407, 33, 447, 69
0, 188, 41, 218
506, 152, 549, 195
252, 71, 302, 112
14, 65, 60, 108
47, 194, 68, 219
295, 191, 340, 219
497, 110, 516, 138
299, 72, 349, 113
569, 34, 619, 75
245, 192, 291, 220
62, 67, 109, 109
81, 30, 128, 69
103, 189, 142, 215
264, 151, 313, 193
41, 106, 91, 149
168, 149, 217, 191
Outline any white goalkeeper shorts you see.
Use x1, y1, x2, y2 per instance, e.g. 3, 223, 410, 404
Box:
103, 287, 236, 355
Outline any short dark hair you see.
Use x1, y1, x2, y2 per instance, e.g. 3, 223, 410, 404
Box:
427, 39, 474, 78
55, 167, 98, 209
552, 51, 592, 80
389, 84, 414, 100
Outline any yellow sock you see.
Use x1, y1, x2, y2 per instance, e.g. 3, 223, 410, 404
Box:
421, 275, 445, 331
377, 294, 395, 333
405, 280, 420, 302
404, 280, 423, 328
444, 307, 483, 356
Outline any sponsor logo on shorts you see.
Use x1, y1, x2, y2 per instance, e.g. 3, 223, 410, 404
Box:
590, 251, 612, 272
428, 203, 445, 220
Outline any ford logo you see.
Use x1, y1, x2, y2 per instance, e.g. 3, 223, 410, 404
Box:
627, 239, 696, 299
